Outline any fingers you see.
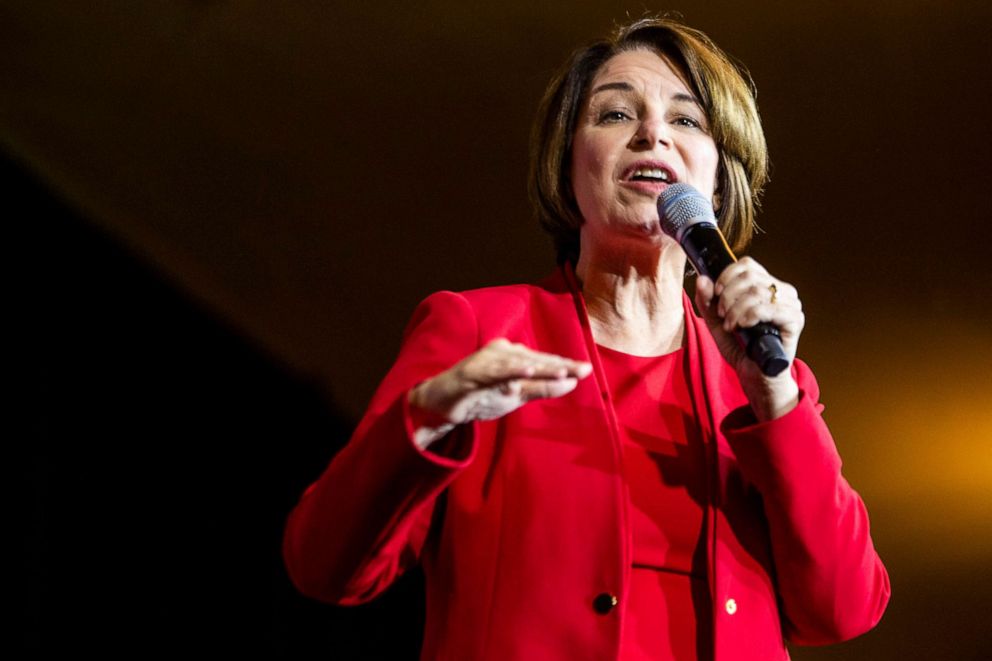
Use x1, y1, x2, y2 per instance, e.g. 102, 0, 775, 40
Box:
502, 376, 580, 401
417, 338, 593, 425
694, 275, 715, 308
694, 275, 718, 325
473, 340, 590, 410
712, 257, 801, 333
461, 338, 592, 387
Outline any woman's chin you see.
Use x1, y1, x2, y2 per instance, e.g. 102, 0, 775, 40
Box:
612, 214, 665, 239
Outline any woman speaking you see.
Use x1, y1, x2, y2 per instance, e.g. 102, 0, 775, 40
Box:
283, 16, 890, 660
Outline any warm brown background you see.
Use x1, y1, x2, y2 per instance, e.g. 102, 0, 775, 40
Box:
7, 1, 991, 658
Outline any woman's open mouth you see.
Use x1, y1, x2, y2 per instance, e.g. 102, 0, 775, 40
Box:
620, 161, 678, 195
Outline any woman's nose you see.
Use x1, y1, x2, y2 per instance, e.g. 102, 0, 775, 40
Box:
630, 118, 671, 149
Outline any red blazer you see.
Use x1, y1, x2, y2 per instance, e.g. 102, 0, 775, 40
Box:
283, 266, 890, 660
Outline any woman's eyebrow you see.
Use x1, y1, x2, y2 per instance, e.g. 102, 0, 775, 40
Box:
670, 92, 703, 108
590, 81, 635, 95
590, 81, 702, 107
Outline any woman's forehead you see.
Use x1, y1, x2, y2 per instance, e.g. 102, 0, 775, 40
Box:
583, 50, 700, 114
590, 48, 691, 93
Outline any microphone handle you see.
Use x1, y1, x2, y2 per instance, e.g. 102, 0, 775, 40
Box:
681, 225, 790, 377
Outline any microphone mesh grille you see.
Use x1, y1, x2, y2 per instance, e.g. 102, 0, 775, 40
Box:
657, 183, 717, 240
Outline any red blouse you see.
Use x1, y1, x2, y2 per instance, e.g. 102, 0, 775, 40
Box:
597, 345, 712, 660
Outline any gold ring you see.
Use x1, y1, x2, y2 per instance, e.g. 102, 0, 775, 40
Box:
768, 283, 778, 304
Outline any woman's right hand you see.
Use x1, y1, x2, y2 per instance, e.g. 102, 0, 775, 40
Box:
408, 338, 593, 449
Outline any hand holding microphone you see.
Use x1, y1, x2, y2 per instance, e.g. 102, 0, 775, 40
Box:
657, 184, 795, 378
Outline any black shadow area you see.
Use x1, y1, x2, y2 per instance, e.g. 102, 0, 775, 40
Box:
12, 150, 424, 658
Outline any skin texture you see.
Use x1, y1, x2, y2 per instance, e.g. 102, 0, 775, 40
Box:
410, 49, 803, 447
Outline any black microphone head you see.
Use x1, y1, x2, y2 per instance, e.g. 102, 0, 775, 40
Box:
657, 183, 718, 243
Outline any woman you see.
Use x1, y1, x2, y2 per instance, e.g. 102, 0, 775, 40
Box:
283, 17, 890, 660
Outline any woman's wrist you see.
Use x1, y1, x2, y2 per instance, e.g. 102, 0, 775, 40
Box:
742, 372, 800, 423
408, 383, 458, 450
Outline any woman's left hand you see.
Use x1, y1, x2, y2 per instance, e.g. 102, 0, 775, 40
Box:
694, 257, 804, 422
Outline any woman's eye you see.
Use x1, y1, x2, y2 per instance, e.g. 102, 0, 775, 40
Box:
598, 110, 632, 124
673, 116, 703, 130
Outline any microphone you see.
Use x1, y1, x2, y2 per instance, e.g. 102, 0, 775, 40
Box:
657, 183, 789, 377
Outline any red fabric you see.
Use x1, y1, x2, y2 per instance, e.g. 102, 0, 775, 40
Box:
626, 568, 710, 660
599, 346, 706, 660
598, 346, 705, 574
283, 266, 890, 660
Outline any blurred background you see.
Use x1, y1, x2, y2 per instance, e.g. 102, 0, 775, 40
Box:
9, 1, 990, 658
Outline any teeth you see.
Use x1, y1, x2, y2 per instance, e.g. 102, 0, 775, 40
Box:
632, 168, 670, 181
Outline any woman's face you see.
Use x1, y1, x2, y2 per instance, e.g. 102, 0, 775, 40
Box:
570, 48, 720, 247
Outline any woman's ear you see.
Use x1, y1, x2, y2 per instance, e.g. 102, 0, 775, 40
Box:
712, 189, 723, 213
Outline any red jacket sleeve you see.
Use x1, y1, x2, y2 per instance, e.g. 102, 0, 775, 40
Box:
721, 363, 891, 644
282, 291, 481, 604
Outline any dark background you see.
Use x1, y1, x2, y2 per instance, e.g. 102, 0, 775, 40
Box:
8, 1, 991, 658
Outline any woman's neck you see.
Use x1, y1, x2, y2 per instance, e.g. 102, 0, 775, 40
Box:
574, 239, 687, 356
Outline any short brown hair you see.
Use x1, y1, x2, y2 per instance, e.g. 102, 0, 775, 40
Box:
529, 17, 769, 264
